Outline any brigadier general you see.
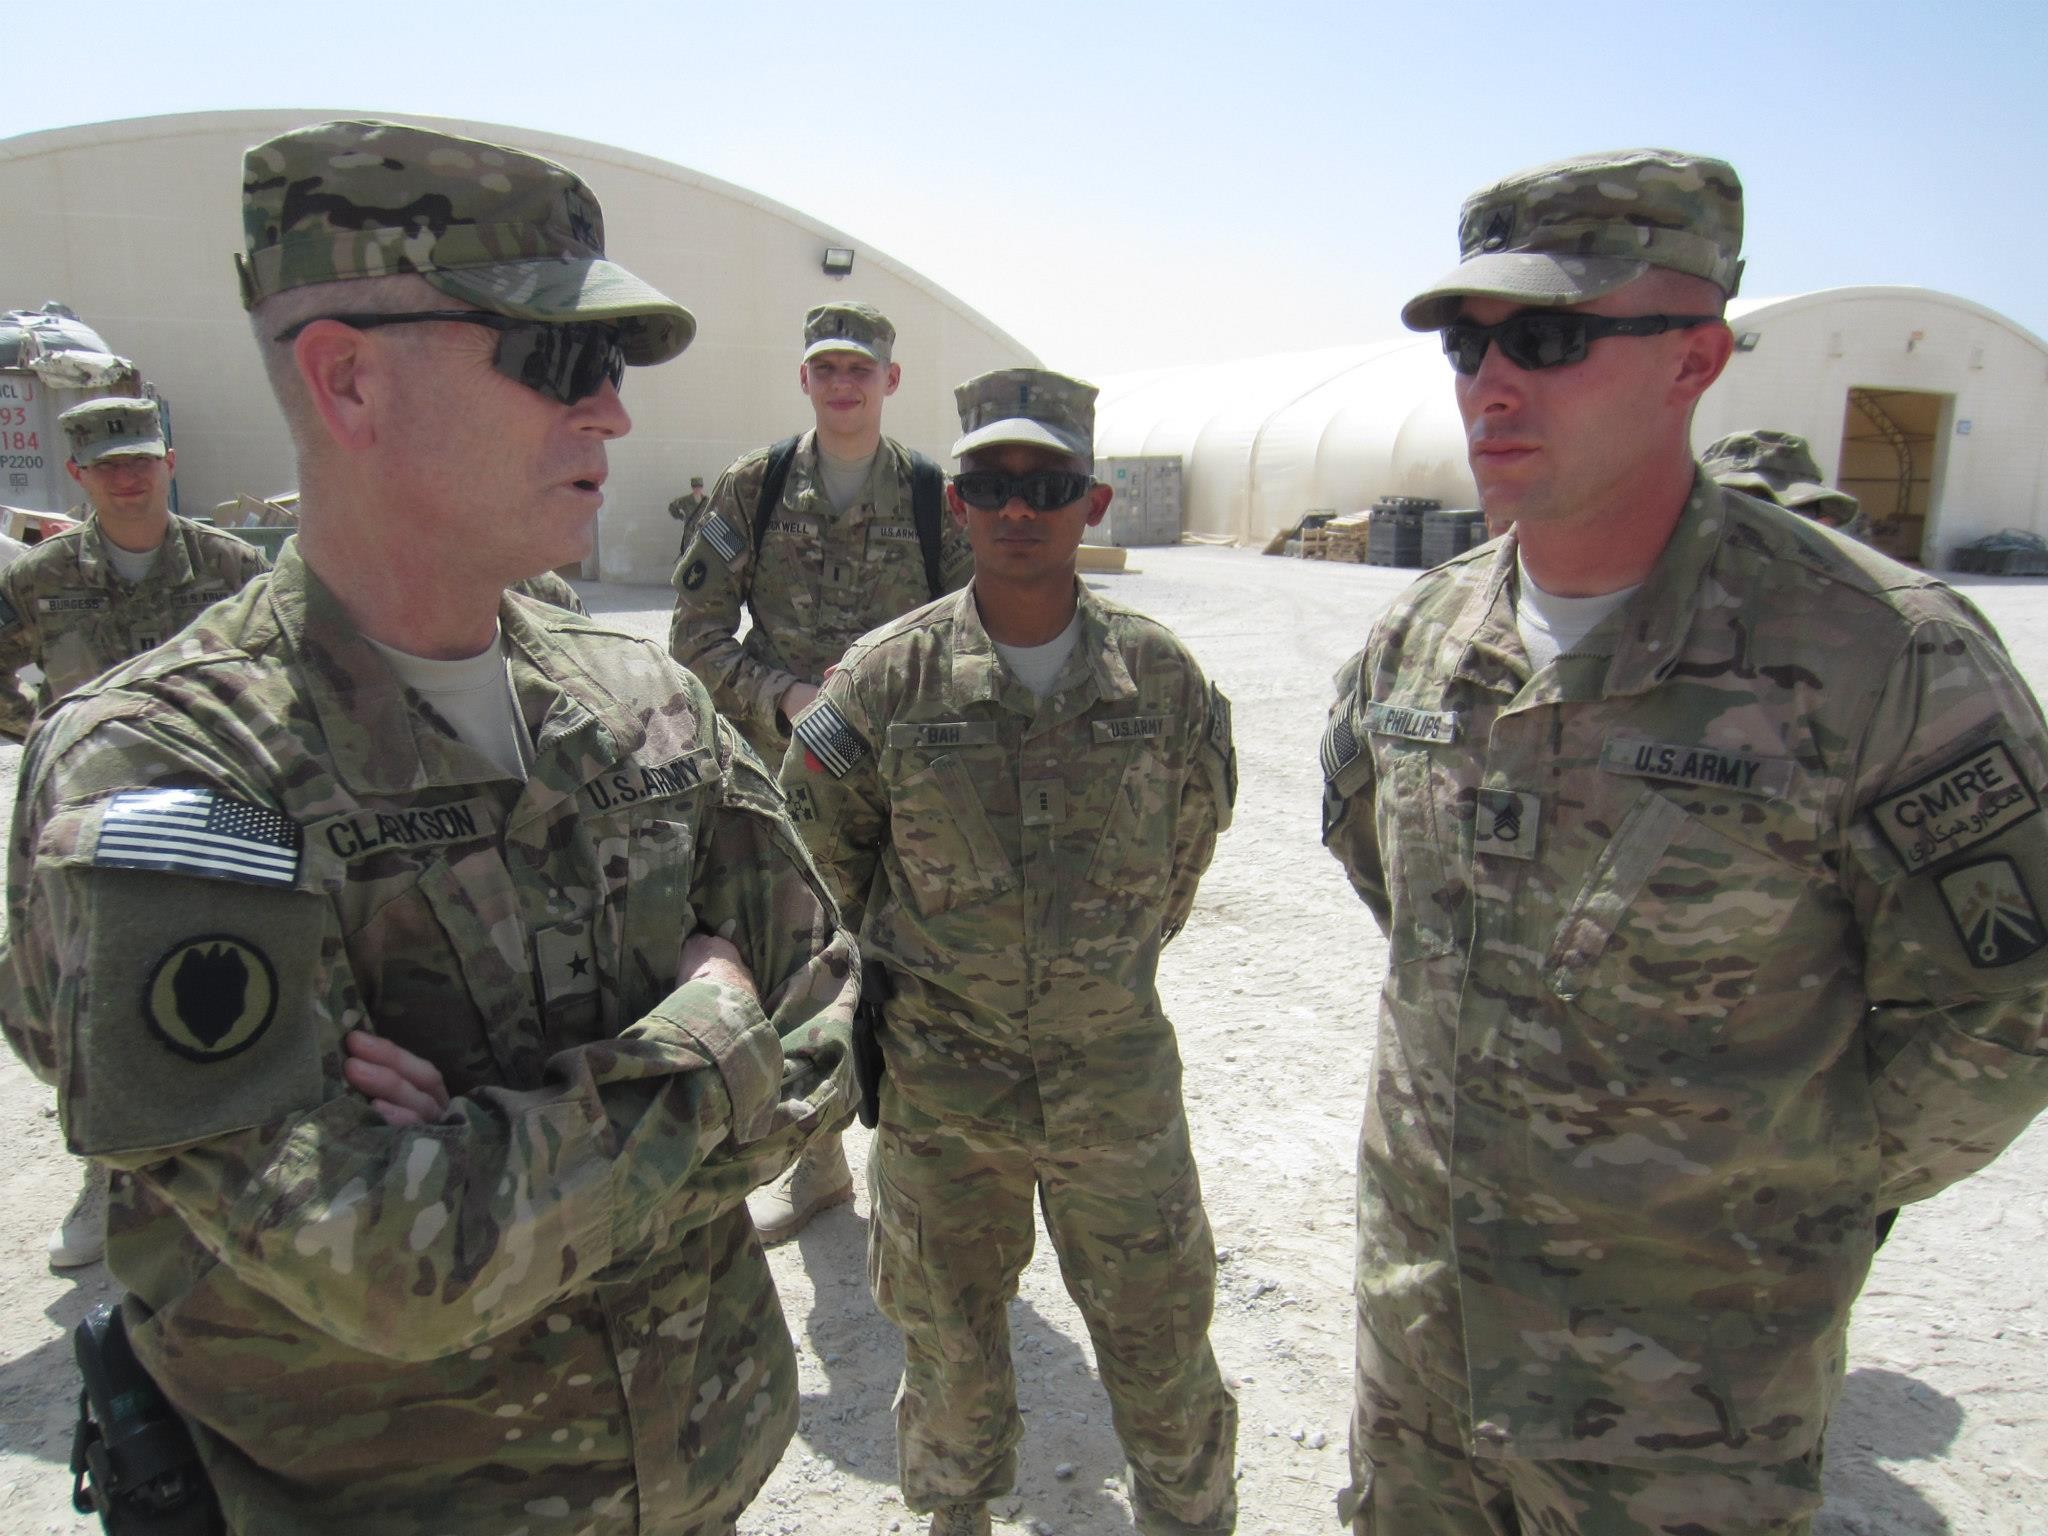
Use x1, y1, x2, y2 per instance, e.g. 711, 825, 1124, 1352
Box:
0, 394, 270, 1273
0, 118, 857, 1536
1322, 149, 2048, 1533
782, 369, 1239, 1536
671, 299, 973, 1241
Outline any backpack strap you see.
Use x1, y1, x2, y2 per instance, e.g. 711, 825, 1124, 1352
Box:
752, 435, 803, 561
908, 450, 946, 599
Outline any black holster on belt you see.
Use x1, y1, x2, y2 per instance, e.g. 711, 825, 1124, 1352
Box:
852, 962, 892, 1129
71, 1299, 223, 1535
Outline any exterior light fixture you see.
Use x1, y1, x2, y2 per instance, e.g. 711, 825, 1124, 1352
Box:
822, 247, 855, 277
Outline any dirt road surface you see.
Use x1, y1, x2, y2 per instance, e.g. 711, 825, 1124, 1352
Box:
1, 547, 2041, 1534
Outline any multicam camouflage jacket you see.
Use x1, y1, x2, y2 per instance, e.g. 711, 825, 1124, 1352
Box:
0, 546, 857, 1535
780, 582, 1236, 1148
1322, 475, 2048, 1467
668, 431, 973, 763
0, 512, 269, 738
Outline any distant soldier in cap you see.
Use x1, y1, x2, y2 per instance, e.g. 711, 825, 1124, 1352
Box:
668, 472, 709, 549
671, 299, 973, 1241
0, 118, 856, 1536
782, 368, 1239, 1536
1322, 149, 2048, 1533
0, 397, 269, 744
0, 394, 270, 1271
1702, 427, 1873, 539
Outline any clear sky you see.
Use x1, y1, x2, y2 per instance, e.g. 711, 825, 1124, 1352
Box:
4, 0, 2042, 379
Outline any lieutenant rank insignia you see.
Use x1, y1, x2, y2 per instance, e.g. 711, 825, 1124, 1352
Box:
96, 788, 302, 887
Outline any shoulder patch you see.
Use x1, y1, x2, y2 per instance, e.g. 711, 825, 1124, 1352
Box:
1207, 683, 1238, 809
144, 935, 280, 1062
680, 558, 708, 592
1321, 711, 1361, 781
95, 788, 302, 887
1938, 856, 2046, 967
792, 698, 871, 779
700, 512, 745, 566
1872, 740, 2040, 873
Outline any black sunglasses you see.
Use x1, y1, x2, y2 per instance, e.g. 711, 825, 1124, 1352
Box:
1442, 311, 1721, 376
272, 310, 627, 405
952, 469, 1095, 513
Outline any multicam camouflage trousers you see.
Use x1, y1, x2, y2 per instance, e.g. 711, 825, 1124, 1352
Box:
1340, 1320, 1825, 1535
868, 1106, 1238, 1535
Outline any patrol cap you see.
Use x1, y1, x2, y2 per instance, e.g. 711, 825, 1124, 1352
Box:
237, 119, 694, 366
1701, 429, 1859, 517
1402, 148, 1745, 331
802, 302, 895, 365
690, 475, 704, 487
60, 397, 167, 467
951, 368, 1096, 462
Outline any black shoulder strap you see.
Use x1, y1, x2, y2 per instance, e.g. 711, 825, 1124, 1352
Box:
753, 436, 803, 561
908, 450, 945, 599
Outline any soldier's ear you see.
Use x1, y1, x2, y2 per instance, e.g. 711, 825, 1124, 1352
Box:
945, 481, 970, 530
293, 321, 378, 452
65, 460, 86, 488
883, 362, 901, 397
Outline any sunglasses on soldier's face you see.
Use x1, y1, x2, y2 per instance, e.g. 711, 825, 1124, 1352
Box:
1442, 311, 1722, 376
273, 311, 628, 405
952, 469, 1094, 513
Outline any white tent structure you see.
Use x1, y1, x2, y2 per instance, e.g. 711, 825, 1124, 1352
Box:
0, 110, 1036, 583
1097, 288, 2048, 568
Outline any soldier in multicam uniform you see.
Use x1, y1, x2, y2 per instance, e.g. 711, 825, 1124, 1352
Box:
1322, 148, 2048, 1534
671, 299, 973, 1241
669, 472, 709, 550
0, 119, 856, 1536
0, 394, 270, 1270
1701, 428, 1873, 540
782, 368, 1239, 1536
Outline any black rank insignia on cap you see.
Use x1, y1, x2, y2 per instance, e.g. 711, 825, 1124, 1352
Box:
1938, 856, 2046, 968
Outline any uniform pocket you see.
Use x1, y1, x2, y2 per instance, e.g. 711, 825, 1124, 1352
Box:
1082, 749, 1176, 908
867, 1155, 979, 1365
888, 752, 1017, 918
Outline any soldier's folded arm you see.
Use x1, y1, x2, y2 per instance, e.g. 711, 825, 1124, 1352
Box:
7, 721, 856, 1365
775, 667, 888, 932
668, 462, 801, 745
1162, 671, 1235, 943
1846, 615, 2048, 1210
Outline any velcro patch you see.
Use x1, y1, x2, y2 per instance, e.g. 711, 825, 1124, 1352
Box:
585, 752, 709, 813
314, 797, 497, 861
1601, 737, 1795, 799
793, 698, 870, 779
869, 523, 919, 543
40, 593, 108, 615
144, 935, 279, 1062
96, 788, 301, 887
1093, 715, 1168, 745
680, 559, 708, 591
1321, 712, 1361, 781
1938, 856, 2046, 967
763, 518, 814, 539
1474, 789, 1541, 860
1023, 780, 1066, 825
1365, 702, 1458, 745
1872, 740, 2040, 873
700, 512, 745, 565
887, 720, 998, 750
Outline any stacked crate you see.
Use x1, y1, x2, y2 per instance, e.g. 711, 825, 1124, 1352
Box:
1367, 497, 1436, 566
1422, 508, 1488, 565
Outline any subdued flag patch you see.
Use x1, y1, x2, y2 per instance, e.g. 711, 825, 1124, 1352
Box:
700, 512, 745, 566
96, 788, 301, 887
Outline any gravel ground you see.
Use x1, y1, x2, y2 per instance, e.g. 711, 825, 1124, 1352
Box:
0, 546, 2041, 1534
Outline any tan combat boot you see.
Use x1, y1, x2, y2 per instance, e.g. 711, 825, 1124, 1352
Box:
48, 1159, 108, 1269
927, 1504, 991, 1536
747, 1133, 853, 1244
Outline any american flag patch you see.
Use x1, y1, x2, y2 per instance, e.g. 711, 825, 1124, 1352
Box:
701, 512, 745, 566
1321, 712, 1360, 781
792, 699, 870, 779
96, 788, 302, 887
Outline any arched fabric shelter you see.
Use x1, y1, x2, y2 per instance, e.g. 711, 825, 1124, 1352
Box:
1098, 288, 2048, 567
1, 110, 1037, 582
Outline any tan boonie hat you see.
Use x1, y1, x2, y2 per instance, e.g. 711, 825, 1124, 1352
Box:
1701, 429, 1859, 518
952, 368, 1096, 461
802, 302, 895, 365
1403, 149, 1745, 331
60, 397, 167, 466
237, 119, 694, 366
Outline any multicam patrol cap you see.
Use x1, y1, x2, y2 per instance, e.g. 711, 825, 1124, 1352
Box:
59, 397, 166, 466
802, 302, 895, 365
951, 368, 1096, 462
1402, 149, 1745, 331
1701, 429, 1860, 518
236, 119, 694, 366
